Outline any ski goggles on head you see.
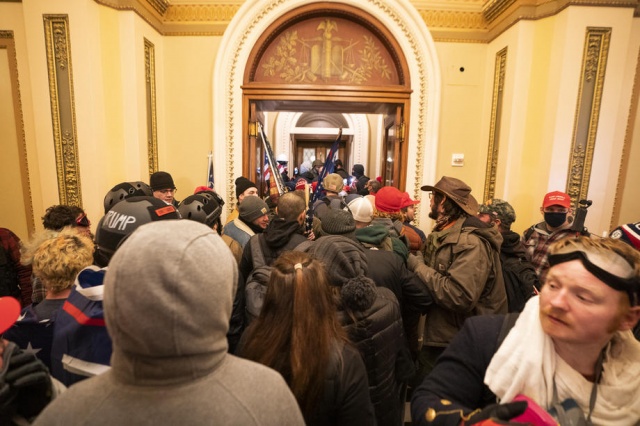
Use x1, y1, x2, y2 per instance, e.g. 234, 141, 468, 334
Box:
76, 213, 91, 227
548, 243, 639, 306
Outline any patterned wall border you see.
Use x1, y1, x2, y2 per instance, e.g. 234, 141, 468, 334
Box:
483, 46, 507, 201
566, 27, 611, 207
43, 15, 82, 206
610, 31, 639, 229
144, 38, 159, 175
0, 30, 35, 234
94, 0, 637, 42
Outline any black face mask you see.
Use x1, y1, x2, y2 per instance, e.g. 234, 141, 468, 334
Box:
544, 212, 567, 228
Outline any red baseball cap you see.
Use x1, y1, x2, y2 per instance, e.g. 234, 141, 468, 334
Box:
375, 186, 406, 213
0, 297, 21, 334
542, 191, 571, 209
295, 178, 308, 191
400, 192, 420, 209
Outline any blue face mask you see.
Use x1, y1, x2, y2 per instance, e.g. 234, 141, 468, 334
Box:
544, 212, 567, 228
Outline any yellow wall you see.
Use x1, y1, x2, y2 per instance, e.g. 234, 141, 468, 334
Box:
160, 36, 221, 197
618, 20, 640, 225
433, 42, 488, 193
0, 47, 29, 239
0, 3, 37, 241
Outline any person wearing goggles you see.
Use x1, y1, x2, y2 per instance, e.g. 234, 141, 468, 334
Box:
411, 236, 640, 425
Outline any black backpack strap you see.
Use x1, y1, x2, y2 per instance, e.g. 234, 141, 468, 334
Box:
523, 226, 535, 242
496, 312, 519, 349
249, 234, 267, 269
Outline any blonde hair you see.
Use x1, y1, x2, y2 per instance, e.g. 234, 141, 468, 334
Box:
373, 210, 403, 221
32, 232, 94, 294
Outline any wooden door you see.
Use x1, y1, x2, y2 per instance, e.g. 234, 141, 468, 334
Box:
381, 106, 403, 187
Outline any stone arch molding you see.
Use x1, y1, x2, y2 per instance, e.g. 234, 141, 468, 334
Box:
212, 0, 441, 225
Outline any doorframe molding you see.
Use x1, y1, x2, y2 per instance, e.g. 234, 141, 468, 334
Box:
212, 0, 441, 226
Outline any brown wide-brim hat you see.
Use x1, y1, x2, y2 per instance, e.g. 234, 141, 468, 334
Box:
421, 176, 479, 216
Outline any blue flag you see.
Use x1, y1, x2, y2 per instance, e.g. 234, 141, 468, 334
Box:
207, 152, 214, 189
306, 128, 343, 232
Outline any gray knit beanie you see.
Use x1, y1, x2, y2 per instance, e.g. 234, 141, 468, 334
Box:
309, 235, 376, 312
321, 209, 355, 238
239, 196, 269, 223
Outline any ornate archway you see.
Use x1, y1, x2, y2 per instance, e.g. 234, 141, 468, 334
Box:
212, 0, 441, 226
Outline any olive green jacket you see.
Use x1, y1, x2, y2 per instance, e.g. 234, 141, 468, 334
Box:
408, 216, 507, 347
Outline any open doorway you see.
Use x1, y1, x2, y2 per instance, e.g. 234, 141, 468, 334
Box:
246, 99, 407, 196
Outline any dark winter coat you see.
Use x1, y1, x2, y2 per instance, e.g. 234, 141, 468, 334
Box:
364, 249, 433, 357
239, 218, 309, 280
409, 216, 507, 347
499, 230, 539, 312
305, 342, 376, 426
338, 287, 407, 426
410, 315, 506, 426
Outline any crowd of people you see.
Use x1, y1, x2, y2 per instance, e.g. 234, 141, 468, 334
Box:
0, 164, 639, 425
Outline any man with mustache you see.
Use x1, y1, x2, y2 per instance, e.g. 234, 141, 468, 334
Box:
411, 236, 640, 425
406, 176, 507, 385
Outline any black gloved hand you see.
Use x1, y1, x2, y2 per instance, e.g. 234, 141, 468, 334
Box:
1, 342, 52, 421
0, 341, 20, 420
465, 401, 528, 425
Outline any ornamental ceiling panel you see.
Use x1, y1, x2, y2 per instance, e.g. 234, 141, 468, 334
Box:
254, 17, 399, 86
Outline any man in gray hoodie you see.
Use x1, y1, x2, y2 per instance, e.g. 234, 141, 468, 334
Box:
35, 220, 304, 426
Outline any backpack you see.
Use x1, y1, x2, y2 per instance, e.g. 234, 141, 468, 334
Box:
500, 252, 539, 313
0, 244, 21, 299
244, 236, 312, 325
321, 196, 348, 211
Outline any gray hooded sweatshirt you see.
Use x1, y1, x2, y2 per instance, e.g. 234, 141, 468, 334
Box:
35, 220, 304, 426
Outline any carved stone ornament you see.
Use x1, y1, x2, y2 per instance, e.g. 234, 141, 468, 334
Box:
483, 46, 507, 201
44, 15, 82, 206
144, 38, 159, 175
566, 27, 611, 206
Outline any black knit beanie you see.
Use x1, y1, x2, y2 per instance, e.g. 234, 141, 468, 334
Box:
235, 176, 257, 199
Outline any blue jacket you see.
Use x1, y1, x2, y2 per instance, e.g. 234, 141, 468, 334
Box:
50, 266, 112, 386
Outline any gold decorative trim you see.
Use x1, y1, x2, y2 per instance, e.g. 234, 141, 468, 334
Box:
483, 47, 507, 201
164, 4, 241, 22
144, 38, 159, 175
146, 0, 169, 15
43, 15, 82, 207
482, 0, 517, 23
417, 9, 486, 30
258, 20, 395, 85
566, 27, 611, 207
610, 32, 640, 229
93, 0, 637, 42
0, 31, 35, 234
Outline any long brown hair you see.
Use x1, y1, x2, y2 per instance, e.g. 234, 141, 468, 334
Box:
240, 251, 346, 413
